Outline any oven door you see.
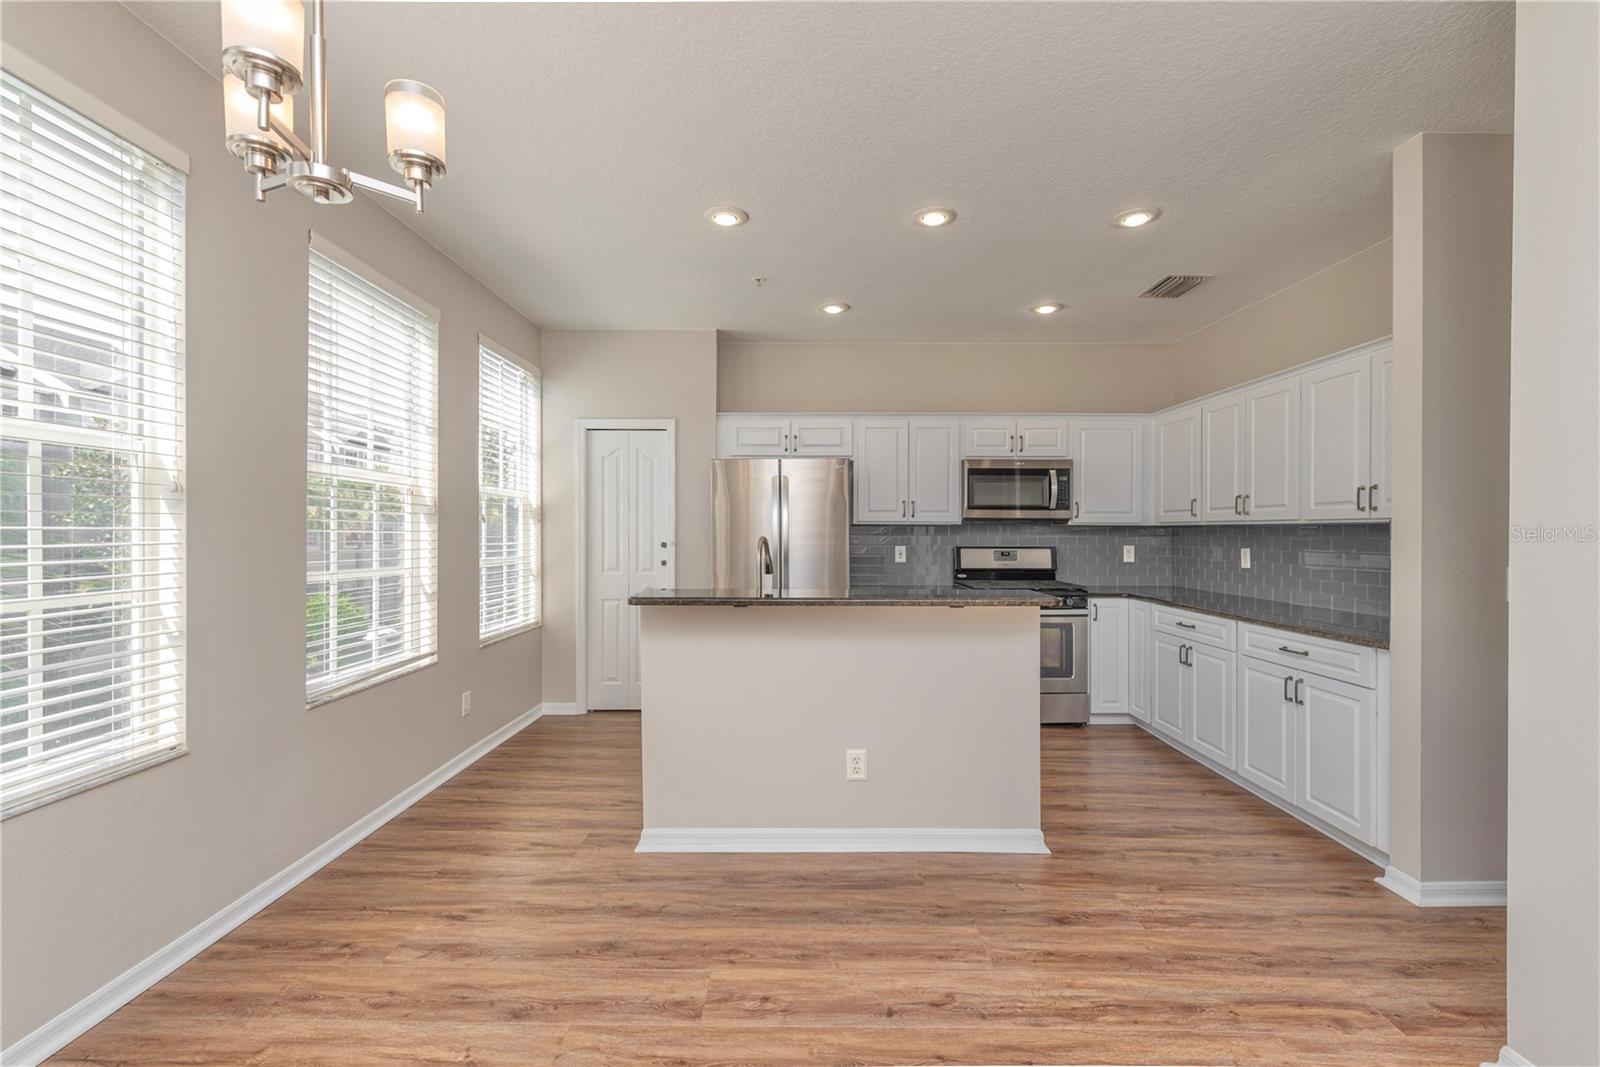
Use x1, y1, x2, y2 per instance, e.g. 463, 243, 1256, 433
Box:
1040, 611, 1088, 695
963, 459, 1072, 520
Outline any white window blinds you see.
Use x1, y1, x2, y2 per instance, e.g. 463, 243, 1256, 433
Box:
305, 243, 437, 702
1, 69, 186, 817
478, 342, 540, 640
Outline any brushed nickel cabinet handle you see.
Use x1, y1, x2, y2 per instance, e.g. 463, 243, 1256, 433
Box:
1091, 602, 1098, 622
1295, 678, 1306, 705
1244, 494, 1251, 514
1190, 498, 1198, 517
1369, 483, 1379, 512
1356, 484, 1367, 512
1175, 620, 1196, 630
911, 500, 917, 518
1278, 645, 1311, 656
901, 499, 907, 518
1284, 675, 1295, 701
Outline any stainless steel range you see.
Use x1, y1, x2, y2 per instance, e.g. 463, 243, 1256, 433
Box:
952, 546, 1089, 725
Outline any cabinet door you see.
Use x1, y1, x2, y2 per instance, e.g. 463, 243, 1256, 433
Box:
1300, 353, 1372, 520
1015, 417, 1072, 457
1089, 598, 1128, 715
1237, 657, 1297, 803
852, 419, 910, 524
1243, 377, 1301, 522
1369, 345, 1392, 518
961, 418, 1016, 457
788, 416, 854, 457
1201, 396, 1245, 522
1072, 419, 1142, 524
1187, 643, 1236, 768
718, 416, 789, 457
1155, 407, 1201, 523
1151, 631, 1187, 742
906, 418, 961, 524
1297, 673, 1376, 844
1127, 600, 1151, 723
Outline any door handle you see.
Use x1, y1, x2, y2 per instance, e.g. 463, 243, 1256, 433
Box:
1356, 484, 1367, 512
1190, 497, 1197, 517
1180, 644, 1191, 666
1234, 494, 1241, 515
1368, 483, 1379, 512
911, 500, 917, 518
1284, 675, 1295, 701
1294, 678, 1306, 705
1243, 494, 1251, 514
901, 499, 907, 518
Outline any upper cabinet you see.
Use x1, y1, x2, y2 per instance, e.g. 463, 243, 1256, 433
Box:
1369, 346, 1392, 516
853, 417, 961, 525
1155, 406, 1201, 523
718, 415, 853, 457
1300, 350, 1374, 521
1241, 377, 1301, 522
960, 416, 1071, 458
1071, 418, 1143, 524
1201, 396, 1246, 522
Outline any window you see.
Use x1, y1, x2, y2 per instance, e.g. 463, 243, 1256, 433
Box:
305, 241, 437, 703
1, 69, 186, 816
478, 341, 540, 640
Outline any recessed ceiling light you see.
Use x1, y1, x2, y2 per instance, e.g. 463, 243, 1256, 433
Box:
914, 207, 956, 228
706, 207, 748, 227
1031, 302, 1064, 315
1114, 208, 1161, 229
819, 302, 851, 315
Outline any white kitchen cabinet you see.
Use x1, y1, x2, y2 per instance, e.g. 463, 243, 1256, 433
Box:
1369, 345, 1392, 516
1242, 376, 1301, 522
1300, 352, 1373, 521
1237, 656, 1298, 803
718, 415, 853, 457
1201, 396, 1246, 522
1071, 418, 1143, 524
1151, 630, 1188, 742
906, 418, 961, 524
960, 417, 1070, 458
852, 419, 910, 523
1297, 671, 1376, 844
1089, 598, 1128, 717
1186, 642, 1236, 768
1155, 406, 1201, 523
1126, 599, 1151, 724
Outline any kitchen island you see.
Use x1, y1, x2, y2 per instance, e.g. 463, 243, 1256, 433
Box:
628, 588, 1058, 854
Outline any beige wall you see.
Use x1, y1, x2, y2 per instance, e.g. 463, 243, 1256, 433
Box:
716, 240, 1394, 415
0, 4, 542, 1049
539, 331, 718, 707
1506, 3, 1600, 1063
1388, 133, 1512, 887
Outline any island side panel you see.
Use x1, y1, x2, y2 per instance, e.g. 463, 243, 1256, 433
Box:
637, 605, 1041, 834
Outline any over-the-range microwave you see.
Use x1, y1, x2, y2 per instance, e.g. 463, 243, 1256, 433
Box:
962, 458, 1074, 520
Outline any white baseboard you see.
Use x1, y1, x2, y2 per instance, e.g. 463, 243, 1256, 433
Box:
1088, 711, 1138, 726
1376, 866, 1508, 908
538, 701, 582, 715
1485, 1045, 1534, 1066
2, 704, 547, 1067
636, 827, 1050, 854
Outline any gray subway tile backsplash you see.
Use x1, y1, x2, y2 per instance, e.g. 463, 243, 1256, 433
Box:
850, 521, 1390, 617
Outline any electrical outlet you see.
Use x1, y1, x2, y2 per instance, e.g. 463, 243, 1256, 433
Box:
1240, 547, 1251, 570
845, 749, 866, 781
460, 691, 472, 717
894, 545, 907, 563
1122, 544, 1136, 563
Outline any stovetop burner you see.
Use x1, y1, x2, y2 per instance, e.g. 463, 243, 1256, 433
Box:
950, 546, 1088, 608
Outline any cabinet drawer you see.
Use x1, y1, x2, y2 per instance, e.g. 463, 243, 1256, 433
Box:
1238, 623, 1375, 688
1152, 605, 1236, 650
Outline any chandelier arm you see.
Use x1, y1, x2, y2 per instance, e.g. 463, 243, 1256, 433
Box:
349, 170, 422, 210
268, 114, 312, 162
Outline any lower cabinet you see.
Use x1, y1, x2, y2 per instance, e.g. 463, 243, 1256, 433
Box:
1186, 643, 1236, 768
1088, 598, 1128, 717
1296, 671, 1376, 844
1237, 656, 1299, 803
1127, 600, 1151, 723
1151, 630, 1188, 742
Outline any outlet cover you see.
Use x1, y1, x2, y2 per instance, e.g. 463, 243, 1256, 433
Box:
846, 748, 866, 781
894, 545, 907, 563
1240, 547, 1252, 569
1122, 544, 1136, 563
460, 691, 472, 717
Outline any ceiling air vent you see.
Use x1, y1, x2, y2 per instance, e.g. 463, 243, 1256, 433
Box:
1139, 274, 1209, 299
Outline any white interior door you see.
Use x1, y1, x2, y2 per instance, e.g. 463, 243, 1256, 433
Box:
586, 429, 674, 710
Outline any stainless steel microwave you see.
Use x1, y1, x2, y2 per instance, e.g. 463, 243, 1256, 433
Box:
962, 458, 1073, 520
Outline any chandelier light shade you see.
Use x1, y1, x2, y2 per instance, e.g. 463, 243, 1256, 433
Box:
218, 0, 446, 213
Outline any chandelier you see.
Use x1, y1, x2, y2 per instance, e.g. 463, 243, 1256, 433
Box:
220, 0, 446, 212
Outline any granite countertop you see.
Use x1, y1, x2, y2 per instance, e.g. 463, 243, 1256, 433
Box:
1083, 585, 1390, 649
629, 586, 1063, 608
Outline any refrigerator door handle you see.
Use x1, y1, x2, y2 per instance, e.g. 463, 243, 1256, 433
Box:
779, 474, 791, 593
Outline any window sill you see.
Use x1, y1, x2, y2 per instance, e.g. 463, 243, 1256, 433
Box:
307, 655, 439, 710
480, 621, 542, 648
2, 744, 188, 821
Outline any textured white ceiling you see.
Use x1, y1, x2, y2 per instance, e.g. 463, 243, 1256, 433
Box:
128, 1, 1513, 342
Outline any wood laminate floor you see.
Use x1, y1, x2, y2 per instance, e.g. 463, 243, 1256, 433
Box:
51, 714, 1506, 1067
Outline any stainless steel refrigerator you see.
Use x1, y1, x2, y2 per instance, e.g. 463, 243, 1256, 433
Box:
711, 458, 851, 597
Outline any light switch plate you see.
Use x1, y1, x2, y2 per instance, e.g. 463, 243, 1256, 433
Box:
894, 545, 907, 563
1122, 545, 1136, 563
1240, 547, 1251, 569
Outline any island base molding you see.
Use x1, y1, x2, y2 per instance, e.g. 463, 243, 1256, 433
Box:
637, 828, 1050, 854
